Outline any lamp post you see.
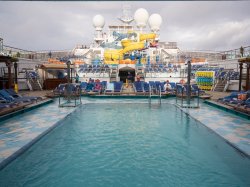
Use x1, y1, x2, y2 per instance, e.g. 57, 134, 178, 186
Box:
187, 59, 191, 105
67, 60, 71, 84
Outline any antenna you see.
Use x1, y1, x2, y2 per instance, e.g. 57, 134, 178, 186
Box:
118, 4, 134, 26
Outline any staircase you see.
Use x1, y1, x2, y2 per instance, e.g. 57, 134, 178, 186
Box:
213, 80, 226, 92
26, 70, 43, 91
110, 66, 118, 82
136, 66, 144, 81
121, 83, 135, 95
29, 79, 42, 91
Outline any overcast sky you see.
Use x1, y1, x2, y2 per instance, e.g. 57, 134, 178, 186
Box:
0, 1, 250, 52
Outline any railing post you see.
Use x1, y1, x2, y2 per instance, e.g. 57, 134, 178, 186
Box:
197, 89, 200, 108
181, 86, 184, 107
159, 85, 161, 105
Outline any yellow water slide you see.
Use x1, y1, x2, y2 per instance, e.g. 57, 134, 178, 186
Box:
122, 41, 145, 54
139, 33, 156, 41
104, 33, 156, 62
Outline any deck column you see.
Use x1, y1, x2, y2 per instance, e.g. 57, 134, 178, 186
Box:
239, 62, 243, 91
14, 62, 18, 84
246, 63, 250, 91
6, 60, 13, 89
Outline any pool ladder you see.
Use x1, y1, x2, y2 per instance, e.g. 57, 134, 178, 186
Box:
148, 85, 161, 106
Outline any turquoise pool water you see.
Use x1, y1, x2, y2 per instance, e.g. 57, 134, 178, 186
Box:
0, 103, 250, 186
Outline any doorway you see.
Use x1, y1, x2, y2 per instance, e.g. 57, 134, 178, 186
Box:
119, 67, 135, 83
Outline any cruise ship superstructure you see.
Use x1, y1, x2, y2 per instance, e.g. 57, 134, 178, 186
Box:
72, 6, 184, 83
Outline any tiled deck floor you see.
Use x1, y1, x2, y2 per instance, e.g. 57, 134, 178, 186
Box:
179, 101, 250, 156
0, 100, 77, 169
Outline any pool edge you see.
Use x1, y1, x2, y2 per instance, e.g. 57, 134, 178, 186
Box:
0, 103, 79, 171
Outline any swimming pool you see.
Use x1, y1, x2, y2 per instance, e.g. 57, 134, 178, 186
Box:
0, 102, 250, 186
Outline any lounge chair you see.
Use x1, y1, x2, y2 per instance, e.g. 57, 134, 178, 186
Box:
191, 84, 205, 95
0, 90, 32, 103
53, 84, 66, 96
114, 81, 123, 94
104, 82, 114, 94
143, 82, 150, 94
176, 84, 185, 96
85, 82, 94, 93
80, 82, 87, 93
5, 89, 42, 101
92, 82, 102, 94
218, 92, 242, 104
134, 81, 144, 94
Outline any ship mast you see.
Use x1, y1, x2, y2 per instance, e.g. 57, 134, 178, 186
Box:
118, 4, 134, 26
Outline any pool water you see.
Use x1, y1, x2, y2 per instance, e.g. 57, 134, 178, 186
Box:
0, 103, 250, 186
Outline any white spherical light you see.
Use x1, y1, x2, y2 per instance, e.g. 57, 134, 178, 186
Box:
134, 8, 149, 28
148, 14, 162, 32
93, 15, 105, 31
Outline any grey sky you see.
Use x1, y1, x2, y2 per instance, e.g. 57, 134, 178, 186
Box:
0, 1, 250, 52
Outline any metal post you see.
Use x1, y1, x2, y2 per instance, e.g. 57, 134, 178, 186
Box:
159, 85, 161, 105
67, 61, 71, 84
66, 60, 71, 102
239, 63, 243, 91
187, 60, 191, 105
246, 64, 250, 91
181, 87, 183, 107
149, 85, 151, 106
197, 90, 200, 108
6, 60, 12, 89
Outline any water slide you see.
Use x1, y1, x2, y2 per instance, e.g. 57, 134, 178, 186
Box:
104, 33, 156, 61
139, 33, 156, 41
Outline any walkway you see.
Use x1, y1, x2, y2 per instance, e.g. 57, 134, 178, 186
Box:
179, 101, 250, 156
0, 100, 77, 169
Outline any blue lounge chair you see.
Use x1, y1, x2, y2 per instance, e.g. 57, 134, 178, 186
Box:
53, 84, 66, 96
134, 81, 144, 93
0, 90, 32, 103
80, 82, 87, 92
143, 82, 150, 93
5, 89, 42, 101
114, 81, 123, 93
218, 92, 242, 103
192, 84, 205, 95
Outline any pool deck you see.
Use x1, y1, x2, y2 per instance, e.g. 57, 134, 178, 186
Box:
178, 101, 250, 157
0, 99, 77, 170
0, 90, 249, 170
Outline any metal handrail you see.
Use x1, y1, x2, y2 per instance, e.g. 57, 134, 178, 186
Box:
148, 85, 152, 105
158, 85, 162, 105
